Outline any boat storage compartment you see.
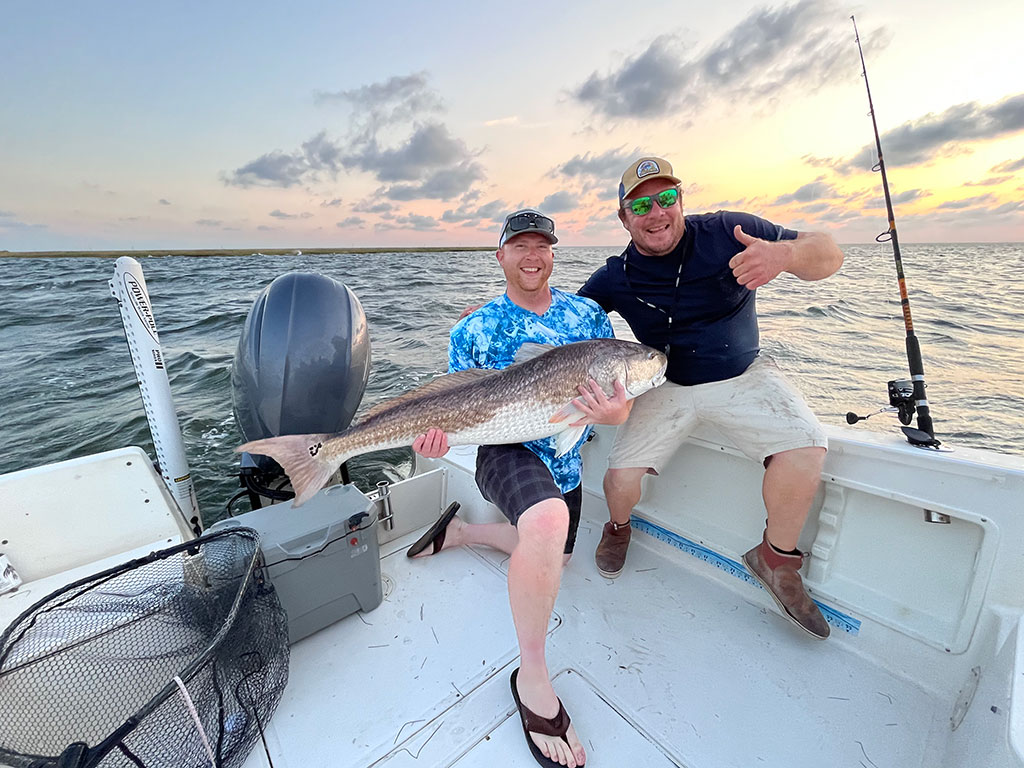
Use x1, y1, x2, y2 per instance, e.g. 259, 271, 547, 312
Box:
210, 483, 382, 643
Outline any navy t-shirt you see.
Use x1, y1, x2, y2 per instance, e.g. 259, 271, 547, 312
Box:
579, 211, 797, 386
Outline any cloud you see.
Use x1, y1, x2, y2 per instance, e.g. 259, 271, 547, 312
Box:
344, 123, 474, 182
838, 93, 1024, 173
936, 194, 996, 210
302, 131, 344, 173
475, 200, 509, 222
440, 207, 480, 223
158, 198, 171, 206
375, 213, 441, 231
816, 208, 862, 223
336, 216, 365, 228
221, 129, 351, 187
538, 191, 576, 213
398, 214, 441, 230
196, 219, 222, 226
321, 198, 343, 207
0, 211, 47, 231
441, 198, 510, 225
801, 154, 840, 169
224, 149, 312, 188
992, 156, 1024, 173
574, 35, 695, 119
772, 180, 838, 204
381, 159, 485, 201
483, 116, 519, 127
572, 0, 869, 120
257, 225, 282, 231
554, 147, 642, 192
705, 198, 750, 210
965, 175, 1013, 187
993, 200, 1024, 214
891, 189, 930, 204
225, 73, 484, 198
798, 202, 830, 213
587, 208, 626, 227
81, 181, 118, 196
269, 209, 314, 220
314, 72, 442, 139
859, 189, 930, 209
352, 200, 392, 214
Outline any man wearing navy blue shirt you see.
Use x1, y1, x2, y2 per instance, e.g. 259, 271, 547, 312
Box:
580, 157, 844, 640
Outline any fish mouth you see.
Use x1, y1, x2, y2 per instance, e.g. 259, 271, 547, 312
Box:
626, 368, 667, 397
651, 354, 668, 386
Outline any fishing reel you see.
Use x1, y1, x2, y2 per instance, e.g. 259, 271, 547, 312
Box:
846, 379, 916, 426
847, 379, 943, 448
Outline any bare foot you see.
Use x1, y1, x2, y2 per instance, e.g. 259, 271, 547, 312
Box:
516, 667, 586, 767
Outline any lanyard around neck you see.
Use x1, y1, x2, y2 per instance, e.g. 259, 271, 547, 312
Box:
621, 247, 684, 329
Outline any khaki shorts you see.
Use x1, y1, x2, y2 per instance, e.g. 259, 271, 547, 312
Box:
609, 356, 827, 472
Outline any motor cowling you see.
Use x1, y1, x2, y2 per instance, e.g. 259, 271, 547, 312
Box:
232, 272, 370, 473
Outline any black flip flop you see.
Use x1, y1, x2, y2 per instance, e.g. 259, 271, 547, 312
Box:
510, 668, 584, 768
406, 501, 461, 558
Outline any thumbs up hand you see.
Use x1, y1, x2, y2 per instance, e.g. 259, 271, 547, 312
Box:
728, 225, 793, 290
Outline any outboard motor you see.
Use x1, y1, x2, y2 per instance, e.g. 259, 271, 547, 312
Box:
232, 272, 370, 509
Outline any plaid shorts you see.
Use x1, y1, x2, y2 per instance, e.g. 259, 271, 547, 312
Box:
475, 444, 582, 555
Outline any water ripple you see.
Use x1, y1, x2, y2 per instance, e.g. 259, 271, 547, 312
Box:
1, 243, 1022, 522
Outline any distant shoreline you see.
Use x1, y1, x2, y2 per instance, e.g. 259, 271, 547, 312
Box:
0, 246, 493, 259
2, 242, 1018, 259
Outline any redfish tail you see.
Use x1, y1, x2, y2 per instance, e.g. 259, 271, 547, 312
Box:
236, 433, 339, 507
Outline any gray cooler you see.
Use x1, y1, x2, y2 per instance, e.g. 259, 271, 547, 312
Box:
210, 484, 382, 643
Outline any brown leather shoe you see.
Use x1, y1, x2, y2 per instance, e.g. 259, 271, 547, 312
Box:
742, 533, 830, 639
595, 521, 631, 578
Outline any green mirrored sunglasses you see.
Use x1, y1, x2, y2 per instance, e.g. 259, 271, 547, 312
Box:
625, 187, 680, 216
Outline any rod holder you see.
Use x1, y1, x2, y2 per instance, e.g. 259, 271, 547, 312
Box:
375, 481, 394, 531
923, 509, 951, 524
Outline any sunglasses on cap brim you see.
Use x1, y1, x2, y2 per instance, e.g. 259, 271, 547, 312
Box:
504, 212, 555, 236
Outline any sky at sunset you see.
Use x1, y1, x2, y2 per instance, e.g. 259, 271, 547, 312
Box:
2, 0, 1022, 251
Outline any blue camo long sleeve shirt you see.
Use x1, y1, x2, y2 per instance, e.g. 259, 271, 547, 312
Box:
448, 288, 614, 492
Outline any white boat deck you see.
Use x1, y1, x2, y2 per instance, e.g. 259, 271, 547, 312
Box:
5, 432, 1023, 768
244, 504, 944, 768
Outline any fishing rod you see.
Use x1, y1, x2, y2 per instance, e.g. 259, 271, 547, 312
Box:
846, 15, 940, 448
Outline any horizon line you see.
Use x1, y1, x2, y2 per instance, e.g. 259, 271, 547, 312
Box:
4, 241, 1023, 258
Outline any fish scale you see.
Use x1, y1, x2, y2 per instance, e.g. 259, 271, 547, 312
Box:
447, 399, 574, 446
238, 339, 668, 505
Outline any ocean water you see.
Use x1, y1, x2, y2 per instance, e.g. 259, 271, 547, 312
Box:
1, 243, 1022, 525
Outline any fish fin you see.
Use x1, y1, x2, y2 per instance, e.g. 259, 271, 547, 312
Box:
514, 342, 556, 364
554, 425, 588, 458
236, 434, 338, 507
548, 401, 585, 424
360, 369, 498, 422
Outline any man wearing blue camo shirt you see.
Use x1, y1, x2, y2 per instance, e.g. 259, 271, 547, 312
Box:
408, 209, 628, 768
448, 286, 614, 496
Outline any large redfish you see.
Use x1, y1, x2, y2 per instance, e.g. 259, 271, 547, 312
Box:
237, 339, 667, 505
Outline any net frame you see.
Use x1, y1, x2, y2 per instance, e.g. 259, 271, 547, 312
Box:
0, 528, 289, 768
